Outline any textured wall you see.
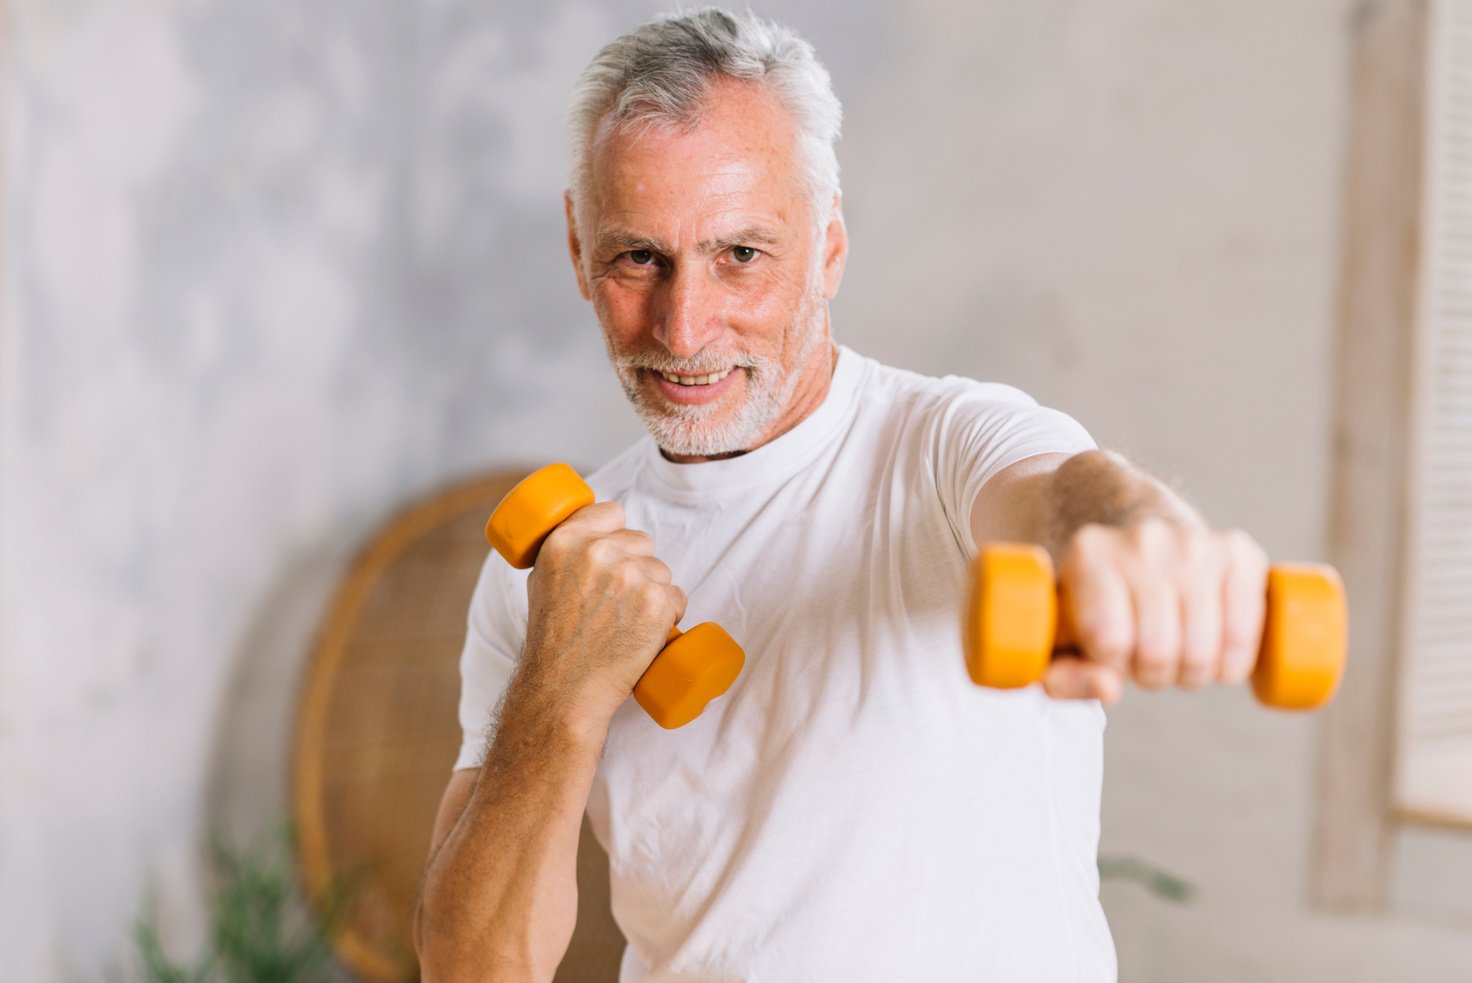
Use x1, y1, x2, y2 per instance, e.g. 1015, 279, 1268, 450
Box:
3, 0, 1472, 980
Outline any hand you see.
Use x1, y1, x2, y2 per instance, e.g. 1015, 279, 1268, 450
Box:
520, 502, 687, 724
1043, 519, 1271, 704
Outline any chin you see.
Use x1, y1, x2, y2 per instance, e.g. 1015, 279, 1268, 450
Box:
613, 321, 828, 457
637, 405, 772, 457
616, 364, 778, 457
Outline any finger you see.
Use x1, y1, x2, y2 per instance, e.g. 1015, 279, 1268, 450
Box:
1043, 657, 1124, 705
637, 555, 673, 585
559, 500, 627, 534
1219, 532, 1268, 685
1177, 554, 1223, 690
1129, 570, 1181, 691
637, 578, 686, 632
542, 503, 628, 566
1060, 529, 1135, 675
606, 527, 656, 557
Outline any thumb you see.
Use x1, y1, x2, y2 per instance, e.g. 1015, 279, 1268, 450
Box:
1042, 657, 1124, 705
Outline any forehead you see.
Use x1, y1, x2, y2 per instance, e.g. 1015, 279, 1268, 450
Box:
586, 80, 808, 235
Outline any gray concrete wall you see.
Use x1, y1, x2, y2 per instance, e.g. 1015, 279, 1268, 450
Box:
3, 1, 1471, 980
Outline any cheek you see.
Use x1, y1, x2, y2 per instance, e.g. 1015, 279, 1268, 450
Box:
739, 270, 816, 332
594, 282, 655, 338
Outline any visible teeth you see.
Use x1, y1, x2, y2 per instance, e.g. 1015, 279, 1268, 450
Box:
658, 368, 732, 386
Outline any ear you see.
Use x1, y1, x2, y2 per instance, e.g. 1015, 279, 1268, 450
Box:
565, 190, 591, 301
819, 192, 848, 300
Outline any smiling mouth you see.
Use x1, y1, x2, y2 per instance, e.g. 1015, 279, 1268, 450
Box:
655, 367, 735, 387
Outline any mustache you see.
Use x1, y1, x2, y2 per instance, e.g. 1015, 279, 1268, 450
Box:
614, 351, 772, 375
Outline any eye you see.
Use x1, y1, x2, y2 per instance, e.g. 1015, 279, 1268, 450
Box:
628, 249, 655, 265
730, 246, 759, 264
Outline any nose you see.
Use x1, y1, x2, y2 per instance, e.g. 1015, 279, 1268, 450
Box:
652, 262, 723, 359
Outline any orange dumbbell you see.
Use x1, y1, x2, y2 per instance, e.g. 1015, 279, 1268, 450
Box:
963, 543, 1348, 710
485, 463, 745, 729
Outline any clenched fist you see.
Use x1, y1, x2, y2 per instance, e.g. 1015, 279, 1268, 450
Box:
520, 502, 688, 726
1043, 519, 1271, 703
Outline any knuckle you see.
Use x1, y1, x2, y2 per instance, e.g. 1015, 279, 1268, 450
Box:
1074, 523, 1114, 552
612, 558, 643, 590
586, 537, 619, 566
1123, 524, 1172, 575
1130, 518, 1171, 549
1180, 528, 1215, 565
1064, 525, 1114, 570
637, 581, 669, 616
537, 528, 569, 561
1226, 528, 1268, 567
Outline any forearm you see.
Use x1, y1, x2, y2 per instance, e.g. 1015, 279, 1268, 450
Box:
1040, 449, 1203, 559
416, 670, 606, 983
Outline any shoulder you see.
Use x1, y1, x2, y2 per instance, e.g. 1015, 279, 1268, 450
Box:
846, 352, 1094, 467
850, 351, 1045, 420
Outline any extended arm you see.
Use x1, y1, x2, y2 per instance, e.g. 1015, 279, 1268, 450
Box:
969, 449, 1269, 703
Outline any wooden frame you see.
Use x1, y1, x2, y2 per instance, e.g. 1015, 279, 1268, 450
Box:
0, 0, 10, 543
1313, 0, 1429, 909
292, 468, 626, 982
292, 472, 531, 981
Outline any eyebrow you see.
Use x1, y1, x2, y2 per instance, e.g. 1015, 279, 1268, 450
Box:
594, 226, 782, 255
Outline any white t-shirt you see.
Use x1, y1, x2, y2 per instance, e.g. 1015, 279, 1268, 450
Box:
456, 347, 1116, 982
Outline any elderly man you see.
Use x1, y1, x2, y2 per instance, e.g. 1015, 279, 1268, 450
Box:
416, 9, 1268, 981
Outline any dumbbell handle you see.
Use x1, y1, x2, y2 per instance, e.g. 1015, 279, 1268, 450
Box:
964, 544, 1348, 710
485, 464, 744, 729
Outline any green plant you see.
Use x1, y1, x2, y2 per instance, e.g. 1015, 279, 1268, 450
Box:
135, 824, 340, 983
1098, 853, 1195, 903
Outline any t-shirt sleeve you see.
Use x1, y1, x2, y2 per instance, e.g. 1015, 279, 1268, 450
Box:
930, 380, 1097, 557
452, 551, 529, 772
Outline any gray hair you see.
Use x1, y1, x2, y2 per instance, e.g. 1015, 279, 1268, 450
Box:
567, 8, 843, 236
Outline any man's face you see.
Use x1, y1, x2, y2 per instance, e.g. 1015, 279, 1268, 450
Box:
567, 79, 847, 462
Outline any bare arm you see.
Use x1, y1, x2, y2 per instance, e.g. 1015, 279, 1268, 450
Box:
969, 449, 1202, 559
969, 448, 1268, 703
415, 502, 686, 982
415, 677, 605, 983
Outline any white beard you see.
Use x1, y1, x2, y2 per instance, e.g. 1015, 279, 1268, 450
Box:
608, 280, 828, 458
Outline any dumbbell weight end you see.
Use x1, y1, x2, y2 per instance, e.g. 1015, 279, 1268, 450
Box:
634, 623, 746, 730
